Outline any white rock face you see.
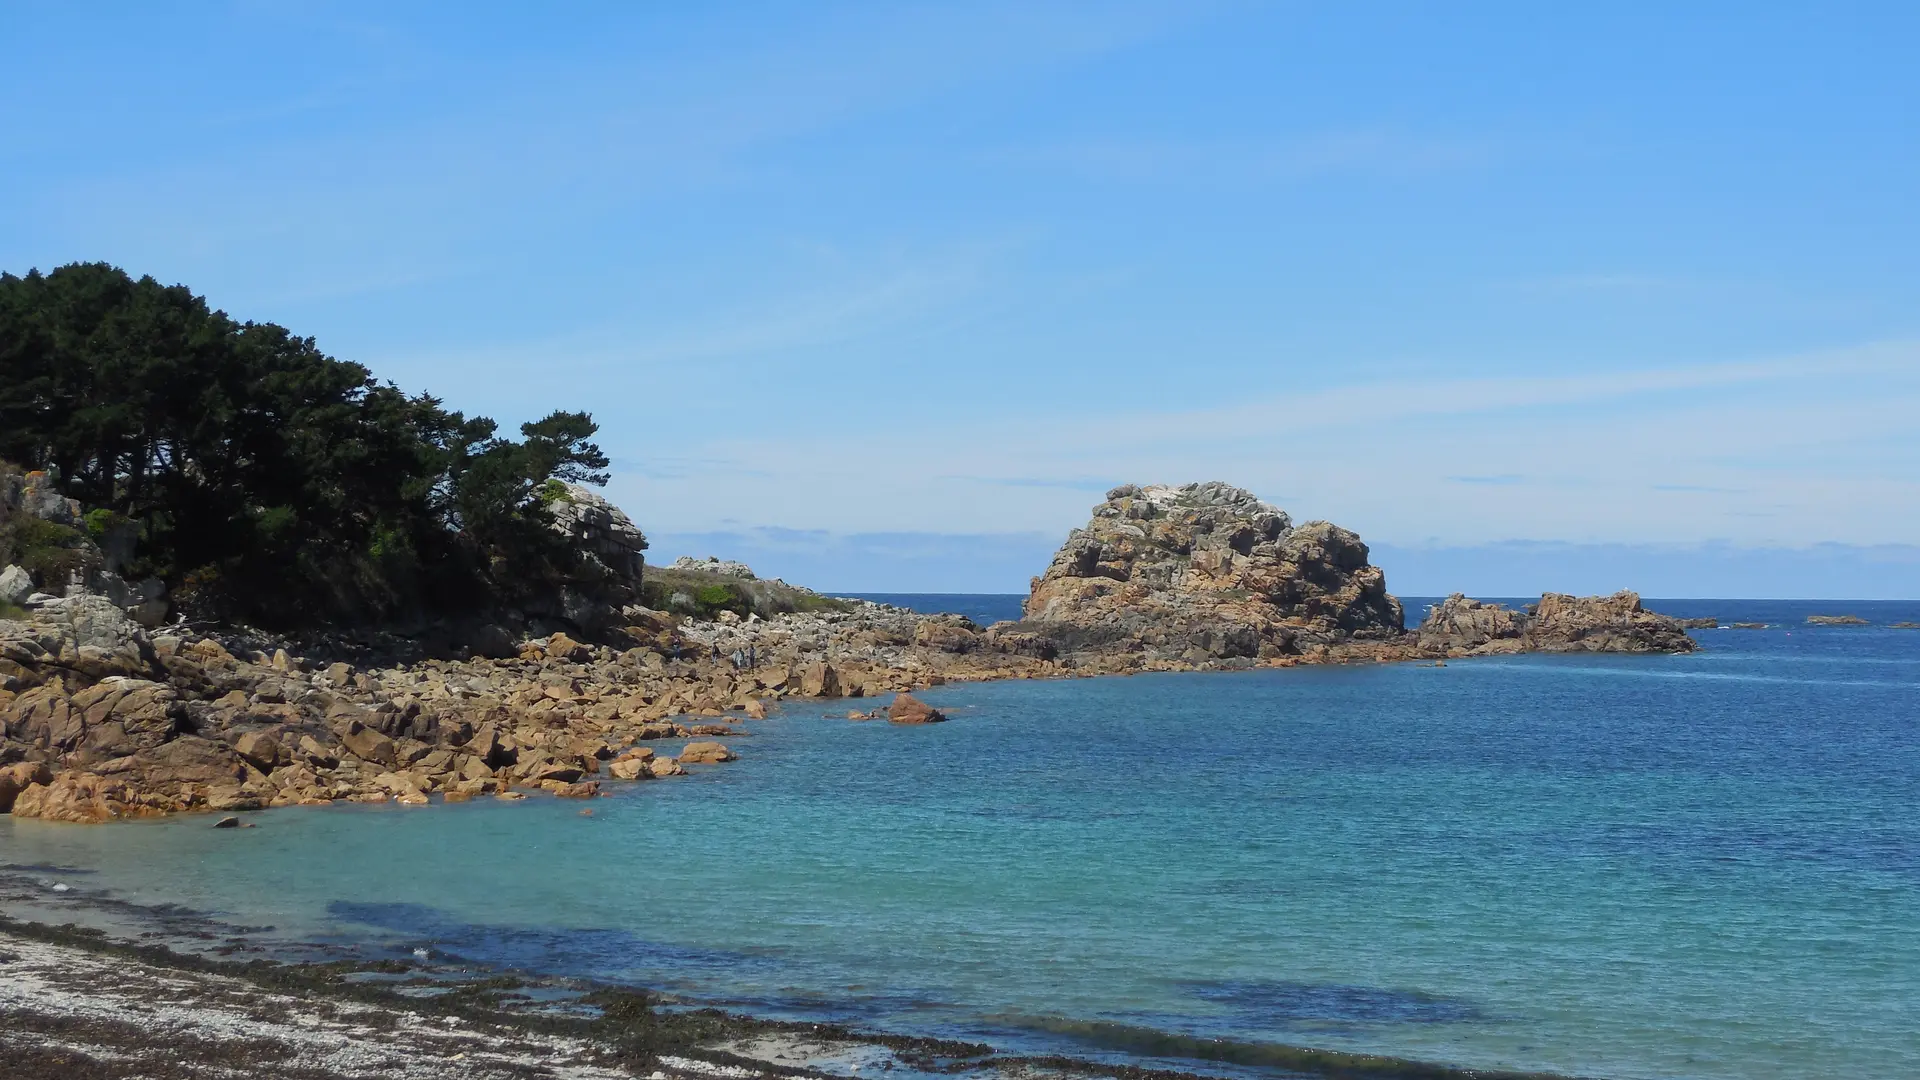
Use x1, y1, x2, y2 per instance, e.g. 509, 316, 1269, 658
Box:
0, 564, 31, 607
669, 556, 756, 579
546, 484, 648, 584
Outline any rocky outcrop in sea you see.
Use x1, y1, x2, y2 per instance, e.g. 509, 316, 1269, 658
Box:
1415, 592, 1698, 655
1009, 483, 1407, 666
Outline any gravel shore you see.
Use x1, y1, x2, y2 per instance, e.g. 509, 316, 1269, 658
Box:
0, 914, 1574, 1080
0, 923, 637, 1079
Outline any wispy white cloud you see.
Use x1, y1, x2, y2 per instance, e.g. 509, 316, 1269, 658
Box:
942, 475, 1117, 492
615, 337, 1920, 552
989, 130, 1494, 184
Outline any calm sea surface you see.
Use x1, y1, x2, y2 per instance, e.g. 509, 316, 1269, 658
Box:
4, 598, 1918, 1079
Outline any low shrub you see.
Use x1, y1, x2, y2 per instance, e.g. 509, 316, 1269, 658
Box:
1, 516, 94, 584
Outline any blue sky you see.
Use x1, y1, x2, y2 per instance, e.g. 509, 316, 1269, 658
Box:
5, 3, 1917, 595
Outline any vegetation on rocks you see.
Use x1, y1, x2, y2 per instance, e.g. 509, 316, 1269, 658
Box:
0, 262, 615, 627
639, 563, 851, 620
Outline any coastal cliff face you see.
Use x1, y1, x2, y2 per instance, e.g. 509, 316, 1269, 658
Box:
1417, 591, 1697, 655
1019, 483, 1405, 663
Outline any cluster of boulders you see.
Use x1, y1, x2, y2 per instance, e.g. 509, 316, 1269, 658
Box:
0, 598, 770, 824
1415, 592, 1698, 655
0, 580, 1083, 824
669, 556, 758, 578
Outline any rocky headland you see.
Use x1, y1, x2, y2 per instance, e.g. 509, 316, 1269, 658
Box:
1, 478, 1699, 824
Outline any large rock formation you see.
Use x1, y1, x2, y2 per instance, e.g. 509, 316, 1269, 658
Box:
1018, 483, 1404, 664
1416, 591, 1696, 655
537, 483, 650, 631
547, 483, 648, 585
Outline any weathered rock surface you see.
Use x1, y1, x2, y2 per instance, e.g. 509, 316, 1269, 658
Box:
669, 556, 756, 578
0, 595, 798, 821
0, 759, 52, 812
1806, 614, 1869, 626
678, 740, 736, 764
1016, 483, 1404, 665
1417, 592, 1697, 655
0, 564, 32, 606
547, 484, 648, 584
886, 694, 946, 725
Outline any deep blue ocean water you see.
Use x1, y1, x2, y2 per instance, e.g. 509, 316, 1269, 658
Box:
843, 592, 1030, 625
4, 598, 1917, 1079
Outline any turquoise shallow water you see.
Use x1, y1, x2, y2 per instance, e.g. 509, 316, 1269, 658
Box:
4, 599, 1918, 1079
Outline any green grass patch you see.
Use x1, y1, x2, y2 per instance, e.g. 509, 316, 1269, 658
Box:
640, 566, 853, 620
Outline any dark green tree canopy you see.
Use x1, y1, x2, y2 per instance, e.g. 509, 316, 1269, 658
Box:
0, 261, 614, 625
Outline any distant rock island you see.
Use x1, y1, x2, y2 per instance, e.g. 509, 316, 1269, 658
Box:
1019, 482, 1403, 664
1417, 592, 1697, 655
1008, 482, 1695, 666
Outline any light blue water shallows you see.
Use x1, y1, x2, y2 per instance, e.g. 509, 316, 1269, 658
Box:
5, 599, 1919, 1080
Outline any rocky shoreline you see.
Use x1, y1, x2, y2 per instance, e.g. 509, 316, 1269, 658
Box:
2, 481, 1699, 826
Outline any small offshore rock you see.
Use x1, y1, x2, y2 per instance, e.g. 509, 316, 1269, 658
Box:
1807, 614, 1869, 626
886, 694, 947, 725
678, 741, 736, 764
1418, 592, 1695, 655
